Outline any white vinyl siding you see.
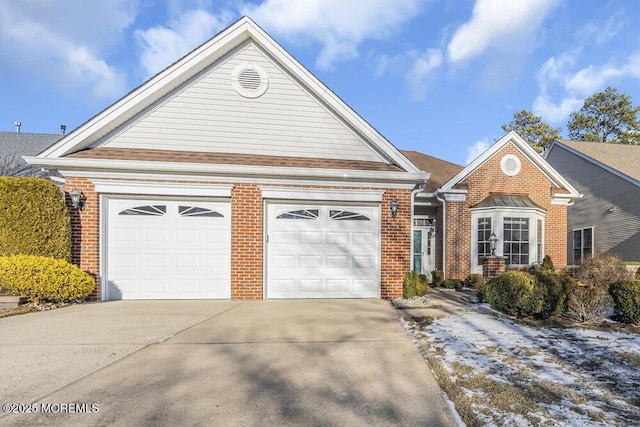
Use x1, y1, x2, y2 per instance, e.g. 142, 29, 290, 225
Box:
103, 42, 384, 163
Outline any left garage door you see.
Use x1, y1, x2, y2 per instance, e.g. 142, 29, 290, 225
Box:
106, 199, 230, 300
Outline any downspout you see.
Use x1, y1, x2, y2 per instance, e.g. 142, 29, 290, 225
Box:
410, 182, 426, 272
435, 190, 446, 278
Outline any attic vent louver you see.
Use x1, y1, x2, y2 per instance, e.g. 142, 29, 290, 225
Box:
231, 63, 269, 98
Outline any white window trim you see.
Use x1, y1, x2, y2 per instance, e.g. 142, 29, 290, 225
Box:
470, 207, 546, 273
92, 180, 234, 197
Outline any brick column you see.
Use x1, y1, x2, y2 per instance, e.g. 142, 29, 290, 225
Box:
482, 256, 506, 279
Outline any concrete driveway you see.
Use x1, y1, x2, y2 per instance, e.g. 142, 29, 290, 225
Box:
0, 300, 457, 426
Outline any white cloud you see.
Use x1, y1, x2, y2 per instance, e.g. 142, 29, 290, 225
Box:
532, 95, 582, 123
0, 1, 134, 100
135, 9, 233, 78
577, 14, 624, 46
466, 138, 491, 164
404, 49, 443, 101
533, 51, 640, 122
242, 0, 423, 70
565, 53, 640, 95
447, 0, 558, 63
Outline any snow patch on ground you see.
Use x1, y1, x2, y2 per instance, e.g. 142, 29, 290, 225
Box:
402, 305, 640, 426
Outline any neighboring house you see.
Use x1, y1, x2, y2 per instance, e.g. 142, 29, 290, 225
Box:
0, 131, 62, 178
406, 132, 581, 280
27, 17, 429, 301
545, 140, 640, 263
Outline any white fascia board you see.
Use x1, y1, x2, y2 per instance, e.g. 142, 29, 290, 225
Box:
92, 180, 233, 197
25, 157, 428, 185
260, 187, 384, 202
469, 205, 547, 215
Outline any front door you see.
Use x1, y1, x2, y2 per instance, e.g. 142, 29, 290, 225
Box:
413, 224, 435, 279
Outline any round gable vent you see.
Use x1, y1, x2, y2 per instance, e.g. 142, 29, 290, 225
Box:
231, 63, 269, 98
500, 154, 521, 176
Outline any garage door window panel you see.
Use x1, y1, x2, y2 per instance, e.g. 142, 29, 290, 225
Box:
276, 209, 319, 219
178, 206, 224, 217
119, 205, 167, 216
330, 210, 370, 221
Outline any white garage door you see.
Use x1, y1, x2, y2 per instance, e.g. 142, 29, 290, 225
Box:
106, 199, 230, 300
266, 204, 380, 298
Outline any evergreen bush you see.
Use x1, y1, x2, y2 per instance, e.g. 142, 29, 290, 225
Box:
403, 271, 428, 298
484, 271, 545, 317
540, 255, 555, 272
531, 271, 575, 318
609, 280, 640, 324
442, 278, 463, 289
431, 270, 444, 287
0, 255, 94, 302
0, 177, 71, 261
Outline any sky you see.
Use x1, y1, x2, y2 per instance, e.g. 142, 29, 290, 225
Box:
1, 0, 640, 166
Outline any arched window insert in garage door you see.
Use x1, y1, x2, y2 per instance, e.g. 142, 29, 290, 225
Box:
330, 210, 370, 221
178, 206, 224, 217
276, 209, 319, 219
119, 205, 167, 216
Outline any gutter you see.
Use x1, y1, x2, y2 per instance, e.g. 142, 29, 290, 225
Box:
435, 190, 446, 278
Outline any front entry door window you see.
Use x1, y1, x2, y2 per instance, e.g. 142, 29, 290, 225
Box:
413, 219, 435, 279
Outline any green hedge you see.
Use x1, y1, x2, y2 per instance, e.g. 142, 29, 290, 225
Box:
531, 271, 575, 318
609, 280, 640, 324
403, 271, 428, 298
484, 271, 544, 317
0, 255, 94, 302
0, 177, 71, 261
442, 278, 463, 289
431, 270, 444, 287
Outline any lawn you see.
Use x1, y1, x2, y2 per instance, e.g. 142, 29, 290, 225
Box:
402, 304, 640, 426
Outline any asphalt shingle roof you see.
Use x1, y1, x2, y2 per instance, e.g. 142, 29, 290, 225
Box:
401, 150, 464, 192
0, 131, 62, 175
558, 139, 640, 182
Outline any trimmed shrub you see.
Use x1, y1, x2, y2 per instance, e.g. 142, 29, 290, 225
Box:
431, 270, 444, 287
575, 253, 631, 290
403, 271, 428, 299
636, 267, 640, 280
566, 285, 613, 325
0, 177, 71, 261
0, 255, 95, 302
531, 271, 576, 319
442, 278, 463, 289
484, 271, 545, 317
609, 280, 640, 324
540, 255, 555, 272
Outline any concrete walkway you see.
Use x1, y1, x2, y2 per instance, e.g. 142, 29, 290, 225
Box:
0, 300, 457, 426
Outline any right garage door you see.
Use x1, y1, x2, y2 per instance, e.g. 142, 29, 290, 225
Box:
266, 204, 380, 298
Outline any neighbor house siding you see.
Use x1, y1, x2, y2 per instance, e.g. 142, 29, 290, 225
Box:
445, 143, 568, 280
546, 146, 640, 262
103, 42, 383, 163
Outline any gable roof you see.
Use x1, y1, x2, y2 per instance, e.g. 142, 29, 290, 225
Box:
401, 150, 463, 192
32, 16, 422, 177
0, 131, 62, 175
439, 131, 581, 203
549, 139, 640, 184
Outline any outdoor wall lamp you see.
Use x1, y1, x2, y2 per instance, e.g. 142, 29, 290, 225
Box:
69, 186, 85, 211
489, 232, 498, 256
390, 199, 399, 219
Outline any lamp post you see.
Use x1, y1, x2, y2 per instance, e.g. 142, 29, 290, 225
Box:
489, 232, 498, 256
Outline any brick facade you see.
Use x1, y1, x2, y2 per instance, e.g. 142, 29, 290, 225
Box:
69, 179, 412, 301
444, 143, 568, 280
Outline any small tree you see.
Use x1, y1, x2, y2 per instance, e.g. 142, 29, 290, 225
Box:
567, 87, 640, 144
502, 110, 562, 152
540, 255, 554, 272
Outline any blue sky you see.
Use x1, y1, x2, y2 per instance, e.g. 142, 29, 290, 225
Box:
1, 0, 639, 166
